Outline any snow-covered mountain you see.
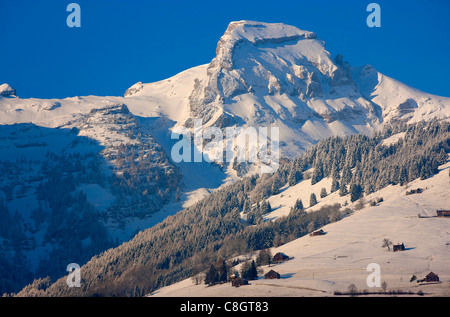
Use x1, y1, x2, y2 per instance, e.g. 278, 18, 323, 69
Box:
126, 20, 450, 166
2, 22, 449, 172
1, 20, 449, 295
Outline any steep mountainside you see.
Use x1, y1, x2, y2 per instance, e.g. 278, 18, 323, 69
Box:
0, 101, 182, 293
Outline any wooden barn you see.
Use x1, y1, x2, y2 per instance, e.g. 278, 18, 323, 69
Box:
264, 270, 280, 279
310, 229, 325, 237
272, 252, 290, 263
393, 243, 405, 252
436, 210, 450, 217
231, 276, 248, 287
406, 188, 423, 195
425, 272, 439, 282
417, 272, 440, 283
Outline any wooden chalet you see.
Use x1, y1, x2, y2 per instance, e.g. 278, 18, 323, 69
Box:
417, 272, 440, 283
231, 276, 248, 287
272, 252, 290, 263
425, 272, 439, 282
436, 210, 450, 217
393, 243, 405, 252
406, 188, 423, 195
310, 229, 325, 237
264, 270, 280, 280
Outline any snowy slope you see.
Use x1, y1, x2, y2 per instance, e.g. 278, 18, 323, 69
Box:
150, 160, 450, 297
124, 64, 209, 124
0, 103, 184, 275
352, 65, 450, 123
0, 66, 206, 129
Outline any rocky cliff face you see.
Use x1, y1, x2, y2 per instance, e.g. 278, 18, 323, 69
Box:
184, 21, 381, 163
123, 82, 143, 97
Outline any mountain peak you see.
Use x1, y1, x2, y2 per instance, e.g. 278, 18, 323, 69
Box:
0, 83, 16, 97
188, 21, 346, 125
221, 20, 316, 46
212, 21, 317, 72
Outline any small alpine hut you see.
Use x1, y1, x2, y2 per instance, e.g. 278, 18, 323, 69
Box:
406, 188, 423, 195
425, 272, 439, 282
272, 252, 290, 263
393, 243, 405, 252
264, 270, 280, 280
310, 229, 325, 237
231, 276, 248, 287
436, 210, 450, 217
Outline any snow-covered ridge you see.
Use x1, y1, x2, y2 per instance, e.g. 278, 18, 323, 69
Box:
352, 64, 450, 123
0, 83, 16, 97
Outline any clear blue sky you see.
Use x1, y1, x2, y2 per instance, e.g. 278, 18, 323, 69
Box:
1, 0, 449, 99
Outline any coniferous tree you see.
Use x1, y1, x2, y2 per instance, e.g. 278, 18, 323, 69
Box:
288, 169, 297, 186
310, 193, 317, 207
331, 177, 340, 193
247, 207, 263, 225
320, 187, 327, 198
341, 164, 352, 185
339, 182, 348, 197
260, 200, 271, 215
246, 260, 258, 280
218, 260, 228, 283
307, 221, 315, 233
293, 198, 303, 213
364, 179, 375, 196
205, 264, 218, 286
349, 183, 363, 203
311, 157, 324, 185
331, 161, 340, 180
241, 261, 250, 280
242, 199, 251, 214
271, 181, 280, 195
